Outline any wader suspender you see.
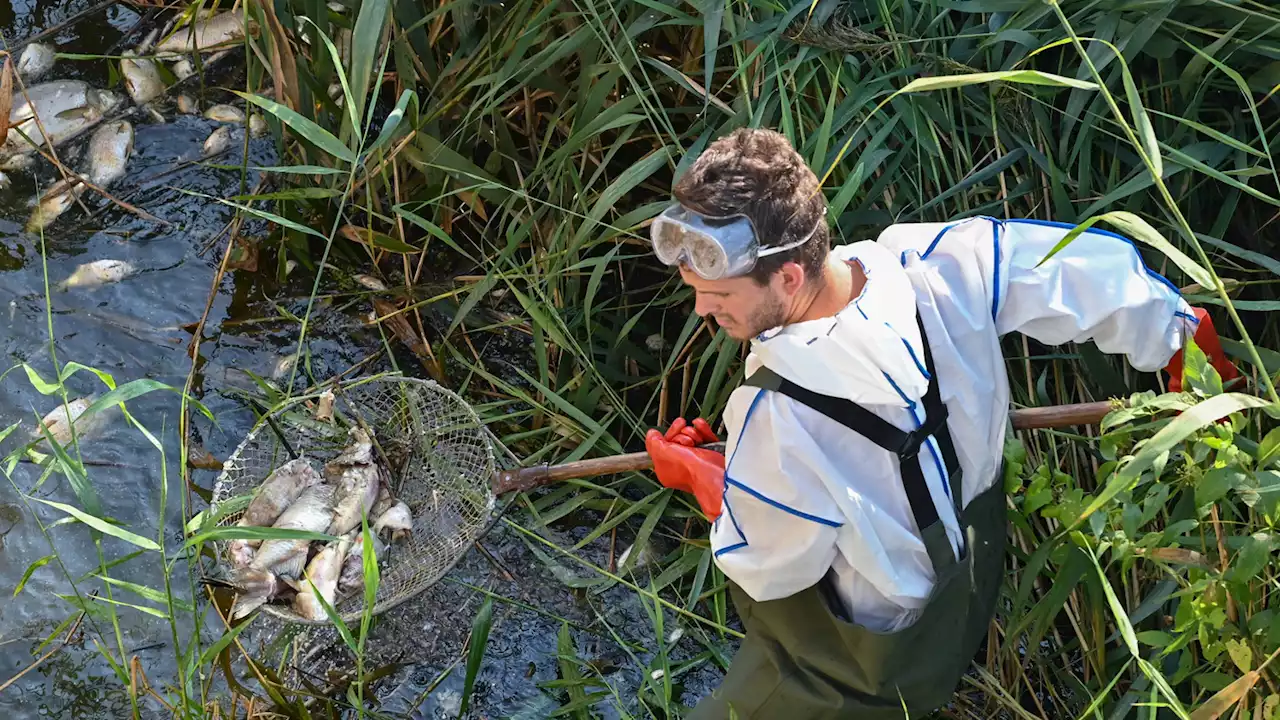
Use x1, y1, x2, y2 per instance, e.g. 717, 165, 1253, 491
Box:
742, 314, 964, 571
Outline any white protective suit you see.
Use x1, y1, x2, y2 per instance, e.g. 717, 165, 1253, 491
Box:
710, 216, 1200, 633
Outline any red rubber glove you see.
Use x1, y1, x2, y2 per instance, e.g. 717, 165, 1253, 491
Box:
1164, 308, 1242, 392
645, 418, 725, 520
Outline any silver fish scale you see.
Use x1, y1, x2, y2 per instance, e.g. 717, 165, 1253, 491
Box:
210, 376, 500, 625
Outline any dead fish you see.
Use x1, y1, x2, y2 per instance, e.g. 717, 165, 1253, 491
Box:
354, 274, 388, 292
135, 28, 161, 55
228, 567, 279, 619
87, 120, 134, 188
204, 104, 245, 123
271, 352, 297, 380
17, 43, 56, 82
324, 426, 375, 475
121, 50, 165, 105
337, 532, 385, 595
177, 94, 198, 115
290, 537, 349, 621
170, 57, 196, 81
241, 457, 323, 528
0, 153, 32, 172
228, 538, 255, 568
0, 172, 9, 190
369, 484, 394, 520
248, 113, 267, 137
32, 395, 109, 447
250, 483, 335, 578
328, 463, 380, 536
203, 125, 231, 156
5, 82, 124, 157
155, 11, 253, 57
372, 501, 413, 541
27, 179, 86, 234
56, 259, 136, 291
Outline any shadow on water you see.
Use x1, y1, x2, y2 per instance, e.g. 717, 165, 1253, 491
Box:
0, 2, 729, 718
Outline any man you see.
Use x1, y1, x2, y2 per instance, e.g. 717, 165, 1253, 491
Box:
641, 128, 1239, 719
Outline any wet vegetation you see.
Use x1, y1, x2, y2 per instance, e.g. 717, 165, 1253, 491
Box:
5, 0, 1280, 717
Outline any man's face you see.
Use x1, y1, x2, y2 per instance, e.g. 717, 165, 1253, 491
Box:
678, 265, 789, 340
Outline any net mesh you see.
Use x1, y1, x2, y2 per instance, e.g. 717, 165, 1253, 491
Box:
209, 376, 498, 624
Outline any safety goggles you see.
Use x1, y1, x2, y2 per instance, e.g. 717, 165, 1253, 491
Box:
649, 203, 824, 280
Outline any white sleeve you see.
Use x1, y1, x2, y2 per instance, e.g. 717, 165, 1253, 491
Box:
711, 387, 841, 603
879, 216, 1198, 372
993, 219, 1198, 371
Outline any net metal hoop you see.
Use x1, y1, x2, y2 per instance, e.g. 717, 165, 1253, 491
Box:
209, 375, 498, 625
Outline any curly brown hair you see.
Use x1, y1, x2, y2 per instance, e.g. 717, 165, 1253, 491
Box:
672, 128, 830, 285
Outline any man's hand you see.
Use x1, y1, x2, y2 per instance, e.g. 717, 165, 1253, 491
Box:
645, 418, 725, 520
1165, 307, 1242, 392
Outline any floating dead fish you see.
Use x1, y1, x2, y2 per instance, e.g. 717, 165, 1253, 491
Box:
56, 259, 136, 290
271, 352, 297, 380
248, 113, 267, 137
240, 457, 323, 528
290, 537, 349, 620
0, 154, 32, 172
353, 274, 388, 292
170, 57, 196, 81
204, 103, 245, 123
372, 501, 412, 541
338, 532, 384, 595
5, 82, 123, 157
121, 51, 165, 105
177, 94, 197, 114
249, 484, 335, 578
32, 395, 110, 447
135, 28, 160, 55
87, 120, 134, 188
17, 43, 56, 82
155, 11, 253, 57
203, 125, 231, 156
0, 172, 9, 190
27, 178, 86, 234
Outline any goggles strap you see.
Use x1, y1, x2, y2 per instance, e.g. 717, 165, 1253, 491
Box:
755, 210, 826, 258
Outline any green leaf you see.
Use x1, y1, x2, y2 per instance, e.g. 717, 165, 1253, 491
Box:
1136, 630, 1174, 648
32, 497, 160, 550
195, 622, 250, 671
173, 188, 326, 239
342, 226, 420, 254
347, 0, 391, 134
14, 555, 53, 596
234, 91, 355, 163
896, 69, 1098, 94
298, 16, 361, 140
1258, 427, 1280, 467
1196, 467, 1240, 508
1226, 532, 1275, 583
458, 596, 494, 719
181, 525, 337, 550
1119, 56, 1162, 177
1036, 211, 1212, 289
230, 188, 342, 202
1074, 394, 1274, 527
22, 364, 60, 394
367, 89, 418, 154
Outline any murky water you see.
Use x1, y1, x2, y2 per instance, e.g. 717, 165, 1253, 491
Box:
0, 2, 728, 718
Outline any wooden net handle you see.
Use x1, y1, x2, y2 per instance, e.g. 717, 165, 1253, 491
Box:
492, 400, 1114, 494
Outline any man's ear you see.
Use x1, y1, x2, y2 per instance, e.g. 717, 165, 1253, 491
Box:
776, 261, 807, 295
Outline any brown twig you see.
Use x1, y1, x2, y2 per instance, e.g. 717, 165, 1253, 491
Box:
0, 611, 85, 694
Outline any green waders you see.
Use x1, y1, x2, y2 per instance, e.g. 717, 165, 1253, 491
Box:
689, 314, 1007, 720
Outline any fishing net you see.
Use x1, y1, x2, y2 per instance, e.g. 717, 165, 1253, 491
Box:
209, 375, 500, 625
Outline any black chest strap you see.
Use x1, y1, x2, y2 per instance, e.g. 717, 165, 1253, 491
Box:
742, 313, 963, 541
